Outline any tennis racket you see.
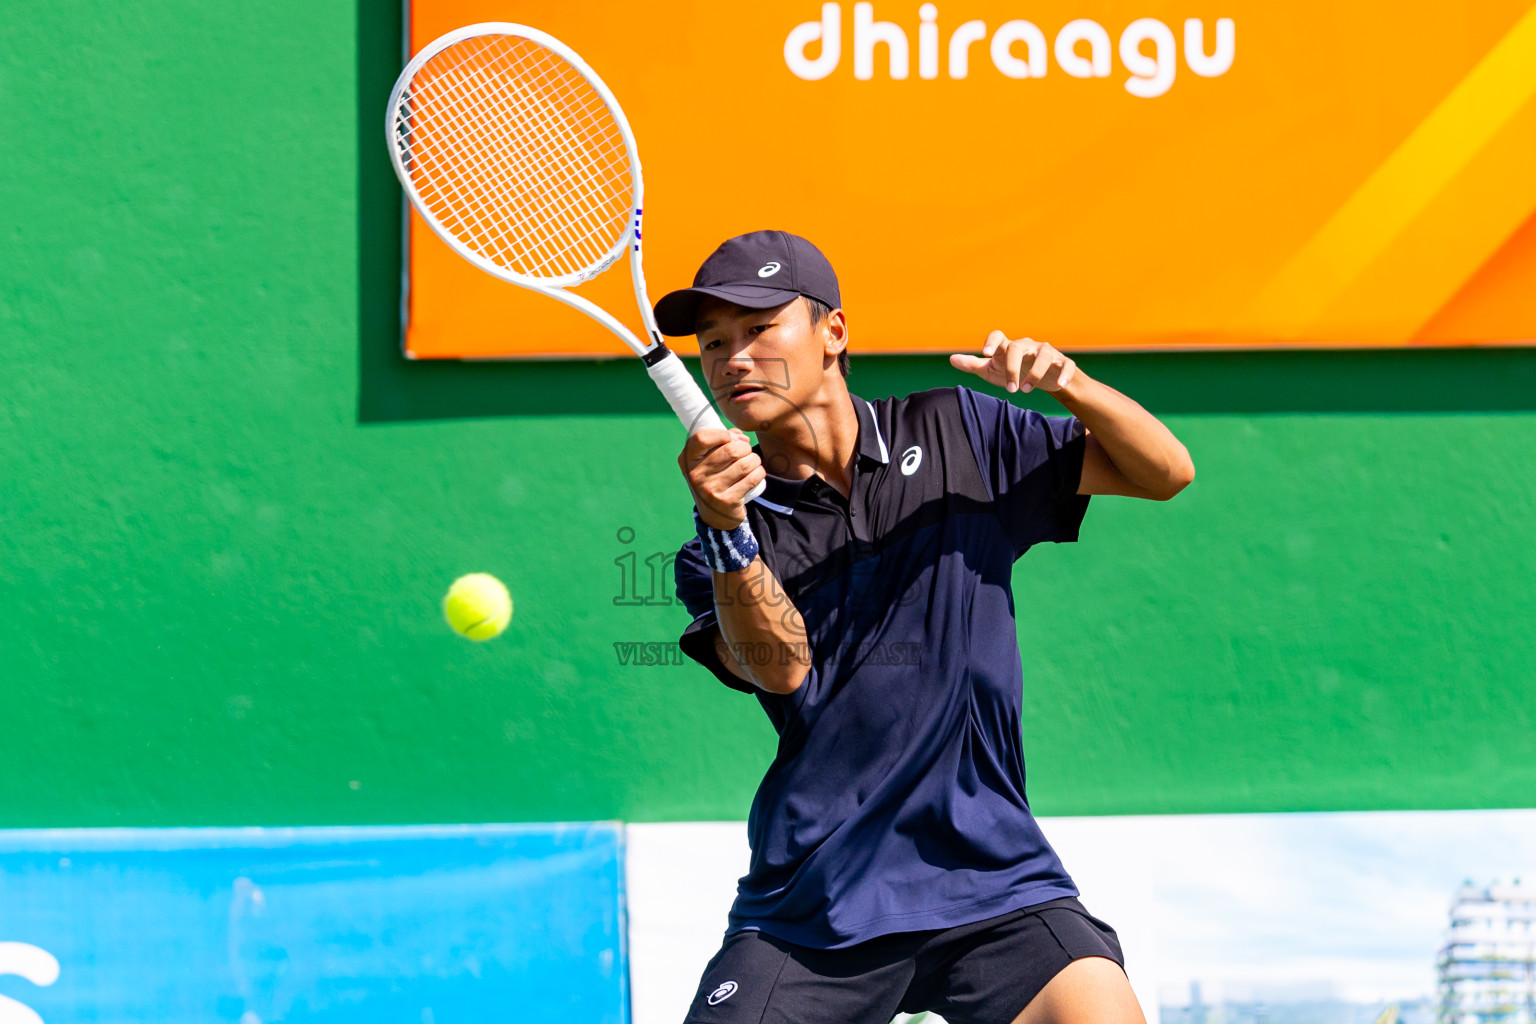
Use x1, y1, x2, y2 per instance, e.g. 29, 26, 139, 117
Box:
387, 23, 763, 499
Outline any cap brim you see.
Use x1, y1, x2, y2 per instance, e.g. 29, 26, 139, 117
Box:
652, 284, 804, 337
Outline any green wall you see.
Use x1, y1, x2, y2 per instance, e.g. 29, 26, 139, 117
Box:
2, 1, 1533, 828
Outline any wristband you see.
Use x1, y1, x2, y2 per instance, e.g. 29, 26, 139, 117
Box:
695, 509, 759, 573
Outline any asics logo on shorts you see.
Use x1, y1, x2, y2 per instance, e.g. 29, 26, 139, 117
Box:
707, 980, 739, 1005
757, 262, 782, 278
900, 445, 923, 475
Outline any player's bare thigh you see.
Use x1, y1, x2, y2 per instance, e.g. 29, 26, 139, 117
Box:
1008, 955, 1145, 1024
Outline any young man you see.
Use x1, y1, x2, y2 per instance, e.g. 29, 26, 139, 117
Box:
660, 231, 1194, 1024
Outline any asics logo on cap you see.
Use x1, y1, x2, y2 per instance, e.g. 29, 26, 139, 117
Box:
652, 231, 840, 337
707, 981, 739, 1005
901, 445, 923, 475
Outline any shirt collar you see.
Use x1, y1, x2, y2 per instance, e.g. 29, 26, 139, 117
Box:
852, 393, 889, 465
753, 392, 887, 513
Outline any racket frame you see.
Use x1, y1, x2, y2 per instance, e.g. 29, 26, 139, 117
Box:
387, 21, 662, 359
388, 22, 765, 500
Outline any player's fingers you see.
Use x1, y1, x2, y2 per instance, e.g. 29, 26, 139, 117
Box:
721, 463, 764, 497
698, 457, 763, 519
693, 461, 759, 523
681, 442, 718, 480
949, 353, 991, 375
1004, 338, 1032, 392
684, 428, 733, 463
696, 431, 752, 463
982, 329, 1007, 357
1055, 358, 1077, 391
1037, 352, 1076, 391
719, 451, 762, 483
721, 462, 768, 505
686, 444, 729, 481
695, 447, 759, 491
692, 446, 750, 490
686, 442, 726, 484
1021, 345, 1057, 393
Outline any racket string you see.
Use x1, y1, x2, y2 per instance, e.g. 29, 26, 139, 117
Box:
405, 43, 581, 270
405, 40, 558, 259
416, 43, 600, 268
410, 61, 576, 270
494, 55, 628, 272
499, 53, 630, 274
406, 107, 526, 264
510, 52, 634, 250
450, 47, 619, 273
407, 48, 538, 257
394, 34, 633, 281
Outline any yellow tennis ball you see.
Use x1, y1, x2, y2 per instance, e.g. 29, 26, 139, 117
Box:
442, 573, 513, 641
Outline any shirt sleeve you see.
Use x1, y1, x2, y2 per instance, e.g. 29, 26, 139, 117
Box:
674, 536, 758, 695
956, 386, 1091, 554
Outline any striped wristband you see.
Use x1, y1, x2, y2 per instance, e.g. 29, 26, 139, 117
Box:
695, 509, 759, 573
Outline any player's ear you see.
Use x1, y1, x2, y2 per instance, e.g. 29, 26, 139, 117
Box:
824, 308, 848, 358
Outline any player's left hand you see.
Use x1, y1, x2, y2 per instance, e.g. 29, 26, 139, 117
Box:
949, 331, 1077, 394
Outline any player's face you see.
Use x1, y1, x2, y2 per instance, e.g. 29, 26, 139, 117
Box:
696, 296, 838, 429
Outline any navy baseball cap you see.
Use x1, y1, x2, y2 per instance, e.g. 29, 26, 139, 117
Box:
653, 230, 841, 337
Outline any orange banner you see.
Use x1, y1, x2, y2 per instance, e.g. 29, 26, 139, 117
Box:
405, 1, 1536, 357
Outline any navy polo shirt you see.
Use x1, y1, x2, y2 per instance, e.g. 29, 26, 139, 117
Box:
674, 385, 1092, 949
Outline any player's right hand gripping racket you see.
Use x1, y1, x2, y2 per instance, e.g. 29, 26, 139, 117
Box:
387, 23, 764, 500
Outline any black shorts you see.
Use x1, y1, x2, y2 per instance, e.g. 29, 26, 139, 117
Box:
682, 896, 1125, 1024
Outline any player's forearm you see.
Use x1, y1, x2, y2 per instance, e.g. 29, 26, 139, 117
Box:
1054, 368, 1194, 498
711, 558, 810, 694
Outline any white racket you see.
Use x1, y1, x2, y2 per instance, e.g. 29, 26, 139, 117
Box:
387, 22, 763, 499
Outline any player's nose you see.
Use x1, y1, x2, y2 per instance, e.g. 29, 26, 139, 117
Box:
720, 342, 757, 374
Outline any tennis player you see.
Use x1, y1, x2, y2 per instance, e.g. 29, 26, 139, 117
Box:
662, 231, 1194, 1024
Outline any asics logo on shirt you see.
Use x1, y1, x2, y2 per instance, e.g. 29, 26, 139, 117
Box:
708, 981, 739, 1005
900, 445, 923, 475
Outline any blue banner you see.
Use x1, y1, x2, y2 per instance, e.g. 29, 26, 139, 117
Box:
0, 823, 627, 1023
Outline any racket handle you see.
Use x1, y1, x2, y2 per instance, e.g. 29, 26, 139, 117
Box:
646, 350, 766, 501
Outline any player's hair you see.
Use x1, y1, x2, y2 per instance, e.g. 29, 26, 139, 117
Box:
803, 296, 849, 378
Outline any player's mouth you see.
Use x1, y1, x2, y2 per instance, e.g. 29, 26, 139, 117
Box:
728, 384, 768, 401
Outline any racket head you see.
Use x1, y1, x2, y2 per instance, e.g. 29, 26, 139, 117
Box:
388, 24, 640, 290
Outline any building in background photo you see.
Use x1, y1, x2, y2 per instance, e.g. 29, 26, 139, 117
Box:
1438, 881, 1536, 1024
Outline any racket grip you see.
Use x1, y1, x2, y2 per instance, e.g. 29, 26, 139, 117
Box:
646, 350, 766, 501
